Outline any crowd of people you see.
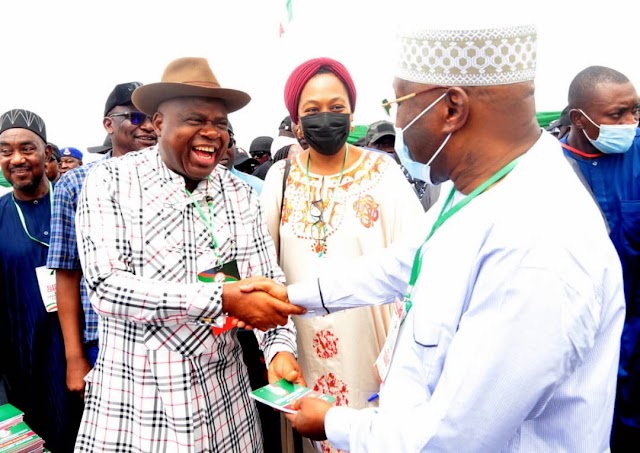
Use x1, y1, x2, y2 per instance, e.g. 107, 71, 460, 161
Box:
0, 12, 638, 453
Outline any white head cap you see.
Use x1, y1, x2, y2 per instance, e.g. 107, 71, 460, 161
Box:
394, 2, 537, 86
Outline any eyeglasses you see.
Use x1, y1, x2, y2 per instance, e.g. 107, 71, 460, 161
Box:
382, 86, 449, 116
309, 199, 327, 255
108, 111, 151, 126
251, 151, 268, 158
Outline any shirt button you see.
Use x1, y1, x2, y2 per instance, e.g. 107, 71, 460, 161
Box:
44, 231, 49, 235
33, 200, 38, 204
592, 161, 598, 166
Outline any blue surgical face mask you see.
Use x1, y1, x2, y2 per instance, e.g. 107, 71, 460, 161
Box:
394, 92, 451, 185
579, 109, 638, 154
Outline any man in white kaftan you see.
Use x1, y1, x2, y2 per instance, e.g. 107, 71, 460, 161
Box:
277, 11, 626, 452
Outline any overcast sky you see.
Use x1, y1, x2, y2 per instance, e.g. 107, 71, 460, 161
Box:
2, 0, 638, 163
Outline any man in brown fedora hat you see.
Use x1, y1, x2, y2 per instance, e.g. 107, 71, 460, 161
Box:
74, 57, 307, 452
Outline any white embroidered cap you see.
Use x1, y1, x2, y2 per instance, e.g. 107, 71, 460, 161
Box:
394, 4, 537, 86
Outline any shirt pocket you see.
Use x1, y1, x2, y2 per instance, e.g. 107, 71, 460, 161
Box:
412, 317, 445, 385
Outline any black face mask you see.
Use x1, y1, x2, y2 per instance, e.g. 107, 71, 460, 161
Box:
300, 113, 350, 156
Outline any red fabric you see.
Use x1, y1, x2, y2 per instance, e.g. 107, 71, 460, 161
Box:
284, 57, 357, 124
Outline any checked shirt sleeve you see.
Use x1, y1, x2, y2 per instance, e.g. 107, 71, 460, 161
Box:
47, 170, 84, 271
76, 162, 225, 325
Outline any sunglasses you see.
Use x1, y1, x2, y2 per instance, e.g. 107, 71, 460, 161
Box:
108, 111, 151, 126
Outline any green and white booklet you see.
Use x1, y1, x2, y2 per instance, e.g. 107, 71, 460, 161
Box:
250, 378, 336, 414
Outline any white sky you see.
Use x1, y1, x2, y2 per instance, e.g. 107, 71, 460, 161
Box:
2, 0, 638, 163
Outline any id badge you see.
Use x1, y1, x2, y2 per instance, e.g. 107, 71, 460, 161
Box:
198, 260, 240, 334
35, 266, 57, 312
374, 299, 409, 382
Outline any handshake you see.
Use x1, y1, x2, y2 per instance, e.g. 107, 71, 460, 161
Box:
221, 276, 307, 331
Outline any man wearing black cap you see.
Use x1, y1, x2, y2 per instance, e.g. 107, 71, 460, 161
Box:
270, 115, 299, 158
46, 142, 61, 182
0, 109, 81, 452
249, 135, 273, 166
249, 135, 274, 180
46, 82, 158, 406
365, 120, 396, 154
234, 146, 261, 174
73, 56, 305, 452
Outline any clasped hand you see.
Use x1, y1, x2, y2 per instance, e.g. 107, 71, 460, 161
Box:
222, 276, 306, 331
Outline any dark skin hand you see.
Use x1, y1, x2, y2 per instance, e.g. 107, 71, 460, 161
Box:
223, 276, 305, 331
285, 396, 332, 441
232, 277, 294, 330
268, 351, 307, 387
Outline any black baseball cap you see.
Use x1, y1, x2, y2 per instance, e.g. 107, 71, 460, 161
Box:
104, 82, 143, 116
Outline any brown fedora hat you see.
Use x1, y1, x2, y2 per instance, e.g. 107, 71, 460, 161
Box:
132, 57, 251, 115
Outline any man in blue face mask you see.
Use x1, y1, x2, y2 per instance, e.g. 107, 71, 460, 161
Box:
561, 65, 640, 450
242, 13, 625, 452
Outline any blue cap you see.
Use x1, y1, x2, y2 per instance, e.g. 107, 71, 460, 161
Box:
60, 147, 83, 161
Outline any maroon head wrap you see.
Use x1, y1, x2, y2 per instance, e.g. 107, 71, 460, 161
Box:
284, 57, 357, 124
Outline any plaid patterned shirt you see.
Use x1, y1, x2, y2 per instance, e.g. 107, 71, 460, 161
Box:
75, 147, 296, 452
46, 159, 106, 343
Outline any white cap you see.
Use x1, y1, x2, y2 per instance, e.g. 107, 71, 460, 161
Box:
393, 1, 537, 86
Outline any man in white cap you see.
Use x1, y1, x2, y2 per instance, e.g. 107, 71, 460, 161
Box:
257, 11, 625, 453
74, 57, 306, 452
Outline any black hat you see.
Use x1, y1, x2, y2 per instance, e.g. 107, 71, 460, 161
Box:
49, 142, 61, 162
366, 120, 395, 145
104, 82, 143, 116
234, 147, 259, 169
249, 136, 273, 157
279, 116, 292, 132
87, 134, 113, 154
0, 109, 47, 143
546, 106, 571, 133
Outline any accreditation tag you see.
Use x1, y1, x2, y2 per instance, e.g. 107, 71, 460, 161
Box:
198, 260, 240, 334
374, 299, 409, 382
35, 266, 57, 312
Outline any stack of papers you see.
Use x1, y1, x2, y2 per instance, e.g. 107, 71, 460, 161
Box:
0, 404, 45, 453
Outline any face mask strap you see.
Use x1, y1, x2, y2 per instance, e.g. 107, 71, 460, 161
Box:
426, 133, 452, 167
577, 109, 600, 129
403, 92, 448, 133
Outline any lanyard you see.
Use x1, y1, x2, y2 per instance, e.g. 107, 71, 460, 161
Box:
560, 142, 603, 159
185, 177, 222, 264
404, 156, 522, 310
12, 181, 53, 247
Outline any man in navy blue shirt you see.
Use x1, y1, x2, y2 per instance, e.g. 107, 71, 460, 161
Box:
0, 108, 80, 452
561, 65, 640, 451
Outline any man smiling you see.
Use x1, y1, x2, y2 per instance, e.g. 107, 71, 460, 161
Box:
0, 109, 80, 452
74, 57, 306, 452
47, 82, 158, 406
